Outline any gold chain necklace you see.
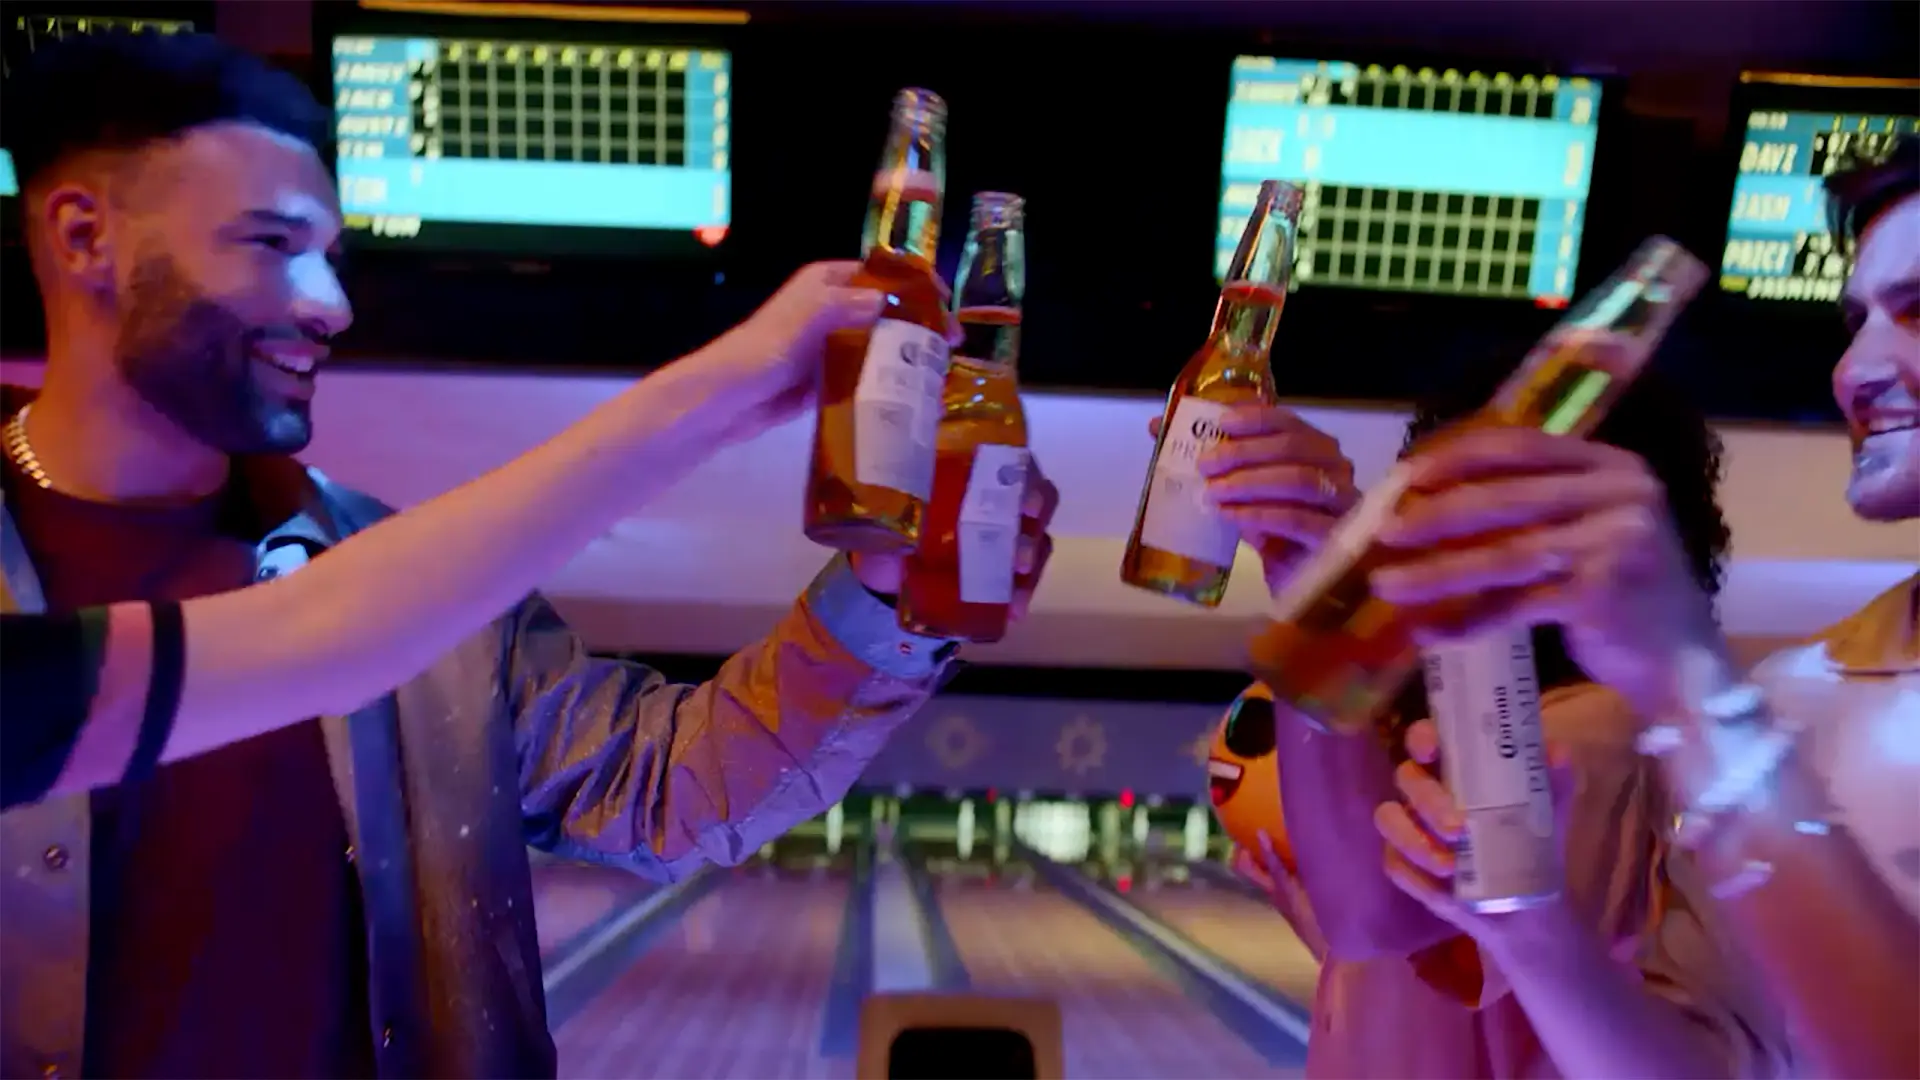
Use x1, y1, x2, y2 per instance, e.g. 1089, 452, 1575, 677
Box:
3, 404, 53, 489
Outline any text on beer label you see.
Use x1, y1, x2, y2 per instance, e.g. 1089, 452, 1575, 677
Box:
853, 318, 952, 500
1424, 628, 1560, 906
1137, 397, 1240, 567
957, 444, 1029, 605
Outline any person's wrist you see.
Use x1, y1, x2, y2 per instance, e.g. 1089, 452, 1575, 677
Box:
1615, 615, 1740, 725
849, 553, 902, 607
1475, 895, 1586, 972
1625, 627, 1779, 802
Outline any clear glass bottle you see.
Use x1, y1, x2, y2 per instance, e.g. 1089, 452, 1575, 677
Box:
804, 88, 952, 553
1120, 180, 1304, 607
1249, 237, 1711, 735
898, 192, 1031, 642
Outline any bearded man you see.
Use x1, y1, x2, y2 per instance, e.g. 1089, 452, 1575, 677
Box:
0, 31, 1056, 1078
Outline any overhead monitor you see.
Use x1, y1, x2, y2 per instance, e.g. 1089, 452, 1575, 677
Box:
330, 32, 731, 255
0, 11, 203, 197
1219, 56, 1603, 307
1718, 72, 1919, 305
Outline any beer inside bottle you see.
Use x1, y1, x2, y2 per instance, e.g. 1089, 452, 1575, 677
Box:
899, 193, 1031, 642
1249, 236, 1711, 735
804, 88, 953, 554
1121, 180, 1303, 607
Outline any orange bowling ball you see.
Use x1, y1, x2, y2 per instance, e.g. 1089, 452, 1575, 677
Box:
1206, 682, 1295, 873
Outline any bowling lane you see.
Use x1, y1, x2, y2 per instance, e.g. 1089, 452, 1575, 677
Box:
934, 866, 1305, 1079
530, 854, 656, 958
554, 865, 851, 1080
1122, 863, 1321, 1004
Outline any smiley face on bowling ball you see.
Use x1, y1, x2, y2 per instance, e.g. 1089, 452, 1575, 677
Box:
1207, 682, 1294, 872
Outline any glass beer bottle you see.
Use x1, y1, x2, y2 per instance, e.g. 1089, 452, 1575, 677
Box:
899, 193, 1031, 642
804, 88, 953, 553
1249, 236, 1711, 735
1120, 180, 1304, 607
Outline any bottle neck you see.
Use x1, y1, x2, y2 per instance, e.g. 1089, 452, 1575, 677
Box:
1484, 240, 1707, 438
861, 139, 944, 265
1211, 182, 1299, 360
952, 215, 1023, 371
1209, 285, 1286, 358
954, 307, 1021, 372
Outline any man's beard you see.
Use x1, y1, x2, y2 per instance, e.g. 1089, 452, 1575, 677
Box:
114, 254, 314, 456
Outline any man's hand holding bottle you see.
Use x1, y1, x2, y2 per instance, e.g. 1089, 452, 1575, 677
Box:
1370, 427, 1728, 723
671, 260, 934, 448
705, 264, 1728, 750
686, 259, 1056, 626
848, 476, 1061, 624
1148, 404, 1360, 593
1159, 405, 1457, 957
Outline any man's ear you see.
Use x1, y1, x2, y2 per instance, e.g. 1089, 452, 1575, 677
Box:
38, 181, 116, 291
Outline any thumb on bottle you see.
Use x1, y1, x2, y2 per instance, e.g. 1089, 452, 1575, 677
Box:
824, 287, 887, 329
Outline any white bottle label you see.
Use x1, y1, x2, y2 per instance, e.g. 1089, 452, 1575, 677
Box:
854, 318, 952, 500
1138, 397, 1238, 567
1423, 628, 1559, 905
957, 444, 1030, 605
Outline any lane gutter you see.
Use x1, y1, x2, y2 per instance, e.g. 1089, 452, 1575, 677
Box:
541, 865, 726, 1030
817, 834, 878, 1058
898, 844, 972, 992
1183, 855, 1279, 902
1017, 843, 1312, 1068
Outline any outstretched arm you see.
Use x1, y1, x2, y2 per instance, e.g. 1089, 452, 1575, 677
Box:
1, 261, 887, 810
1273, 704, 1461, 961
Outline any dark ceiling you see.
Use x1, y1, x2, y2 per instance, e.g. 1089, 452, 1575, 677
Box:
731, 0, 1919, 75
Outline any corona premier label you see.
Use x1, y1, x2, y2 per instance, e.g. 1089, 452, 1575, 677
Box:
1422, 627, 1560, 912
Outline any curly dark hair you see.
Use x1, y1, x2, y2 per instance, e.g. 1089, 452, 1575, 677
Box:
1382, 355, 1732, 732
2, 29, 325, 194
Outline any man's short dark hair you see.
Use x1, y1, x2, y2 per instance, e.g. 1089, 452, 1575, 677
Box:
1, 29, 327, 191
1825, 132, 1919, 249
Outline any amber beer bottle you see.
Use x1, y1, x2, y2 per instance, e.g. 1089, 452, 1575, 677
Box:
1249, 237, 1711, 735
804, 88, 953, 553
1120, 180, 1304, 607
898, 193, 1032, 642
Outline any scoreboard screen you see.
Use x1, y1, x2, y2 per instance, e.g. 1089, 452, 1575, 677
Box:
1219, 56, 1602, 306
330, 33, 731, 254
1720, 95, 1918, 303
0, 12, 200, 197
